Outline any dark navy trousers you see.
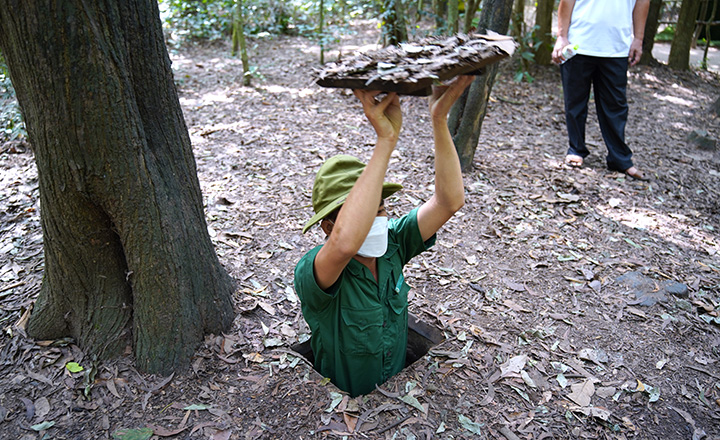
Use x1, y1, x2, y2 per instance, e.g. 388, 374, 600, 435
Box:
561, 55, 634, 172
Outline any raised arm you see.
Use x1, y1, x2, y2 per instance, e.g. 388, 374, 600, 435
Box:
313, 91, 402, 290
416, 76, 473, 241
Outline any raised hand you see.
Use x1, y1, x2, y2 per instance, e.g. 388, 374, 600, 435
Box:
353, 89, 402, 141
428, 75, 474, 122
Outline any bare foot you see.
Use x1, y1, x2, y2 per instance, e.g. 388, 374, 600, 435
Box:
565, 154, 583, 168
624, 166, 650, 181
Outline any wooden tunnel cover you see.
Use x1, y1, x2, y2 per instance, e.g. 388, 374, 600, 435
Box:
316, 31, 517, 96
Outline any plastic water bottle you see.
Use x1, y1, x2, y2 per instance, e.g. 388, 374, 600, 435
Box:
561, 44, 579, 62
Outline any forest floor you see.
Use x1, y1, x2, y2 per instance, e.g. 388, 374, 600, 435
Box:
1, 20, 720, 440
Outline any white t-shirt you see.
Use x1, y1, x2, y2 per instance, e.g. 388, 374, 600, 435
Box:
568, 0, 637, 58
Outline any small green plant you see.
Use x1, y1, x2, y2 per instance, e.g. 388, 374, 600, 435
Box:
512, 25, 540, 83
655, 25, 675, 42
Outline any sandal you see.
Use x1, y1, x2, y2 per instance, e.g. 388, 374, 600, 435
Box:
565, 154, 583, 168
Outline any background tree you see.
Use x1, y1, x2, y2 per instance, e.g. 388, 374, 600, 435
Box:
701, 0, 718, 69
319, 0, 326, 63
533, 0, 553, 65
668, 0, 702, 69
382, 0, 409, 45
448, 0, 514, 171
640, 0, 663, 66
0, 0, 235, 374
433, 0, 448, 32
232, 0, 252, 85
511, 0, 525, 42
463, 0, 482, 32
448, 0, 459, 34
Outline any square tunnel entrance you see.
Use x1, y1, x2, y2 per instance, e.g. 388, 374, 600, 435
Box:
290, 313, 445, 368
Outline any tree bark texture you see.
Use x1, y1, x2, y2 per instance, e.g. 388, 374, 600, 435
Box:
448, 0, 459, 34
668, 0, 702, 69
382, 0, 409, 45
0, 0, 235, 374
533, 0, 554, 65
640, 0, 663, 66
448, 0, 514, 172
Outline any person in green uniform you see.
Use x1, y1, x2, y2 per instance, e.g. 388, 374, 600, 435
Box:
294, 76, 473, 397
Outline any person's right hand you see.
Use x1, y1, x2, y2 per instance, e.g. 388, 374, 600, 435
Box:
551, 36, 571, 64
353, 89, 402, 142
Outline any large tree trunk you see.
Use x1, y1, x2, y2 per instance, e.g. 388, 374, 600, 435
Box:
668, 0, 702, 69
639, 0, 663, 66
533, 0, 554, 65
0, 0, 235, 375
448, 0, 514, 171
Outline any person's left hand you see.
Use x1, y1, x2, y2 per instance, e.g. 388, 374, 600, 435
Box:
428, 75, 474, 122
629, 37, 643, 66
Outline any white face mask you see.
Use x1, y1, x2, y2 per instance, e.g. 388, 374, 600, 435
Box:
357, 216, 389, 258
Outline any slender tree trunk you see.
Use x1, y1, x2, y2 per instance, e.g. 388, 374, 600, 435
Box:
448, 0, 459, 34
433, 0, 448, 33
448, 0, 514, 171
692, 0, 710, 48
232, 0, 251, 85
702, 0, 718, 69
382, 0, 409, 45
511, 0, 525, 42
0, 0, 235, 374
319, 0, 325, 63
640, 0, 663, 66
668, 0, 702, 69
533, 0, 554, 65
463, 0, 481, 32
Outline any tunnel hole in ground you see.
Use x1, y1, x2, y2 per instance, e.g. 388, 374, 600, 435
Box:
290, 313, 445, 371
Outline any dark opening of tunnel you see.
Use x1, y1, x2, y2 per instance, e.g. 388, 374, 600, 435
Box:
290, 313, 445, 372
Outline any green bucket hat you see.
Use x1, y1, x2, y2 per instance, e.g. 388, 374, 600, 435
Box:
302, 154, 403, 234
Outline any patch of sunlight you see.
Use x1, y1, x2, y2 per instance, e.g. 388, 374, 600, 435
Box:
169, 53, 193, 67
669, 82, 697, 96
179, 91, 234, 107
179, 97, 201, 106
653, 93, 694, 107
264, 85, 318, 98
202, 91, 234, 103
596, 203, 719, 256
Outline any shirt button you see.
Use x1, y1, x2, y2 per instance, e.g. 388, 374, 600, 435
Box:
383, 321, 387, 328
386, 350, 392, 357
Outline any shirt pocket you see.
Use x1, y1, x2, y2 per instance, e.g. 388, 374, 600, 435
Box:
340, 306, 383, 355
388, 272, 410, 315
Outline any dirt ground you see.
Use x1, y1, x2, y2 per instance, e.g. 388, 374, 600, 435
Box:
1, 20, 720, 440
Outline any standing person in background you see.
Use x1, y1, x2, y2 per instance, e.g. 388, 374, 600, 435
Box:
552, 0, 651, 181
294, 76, 473, 397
